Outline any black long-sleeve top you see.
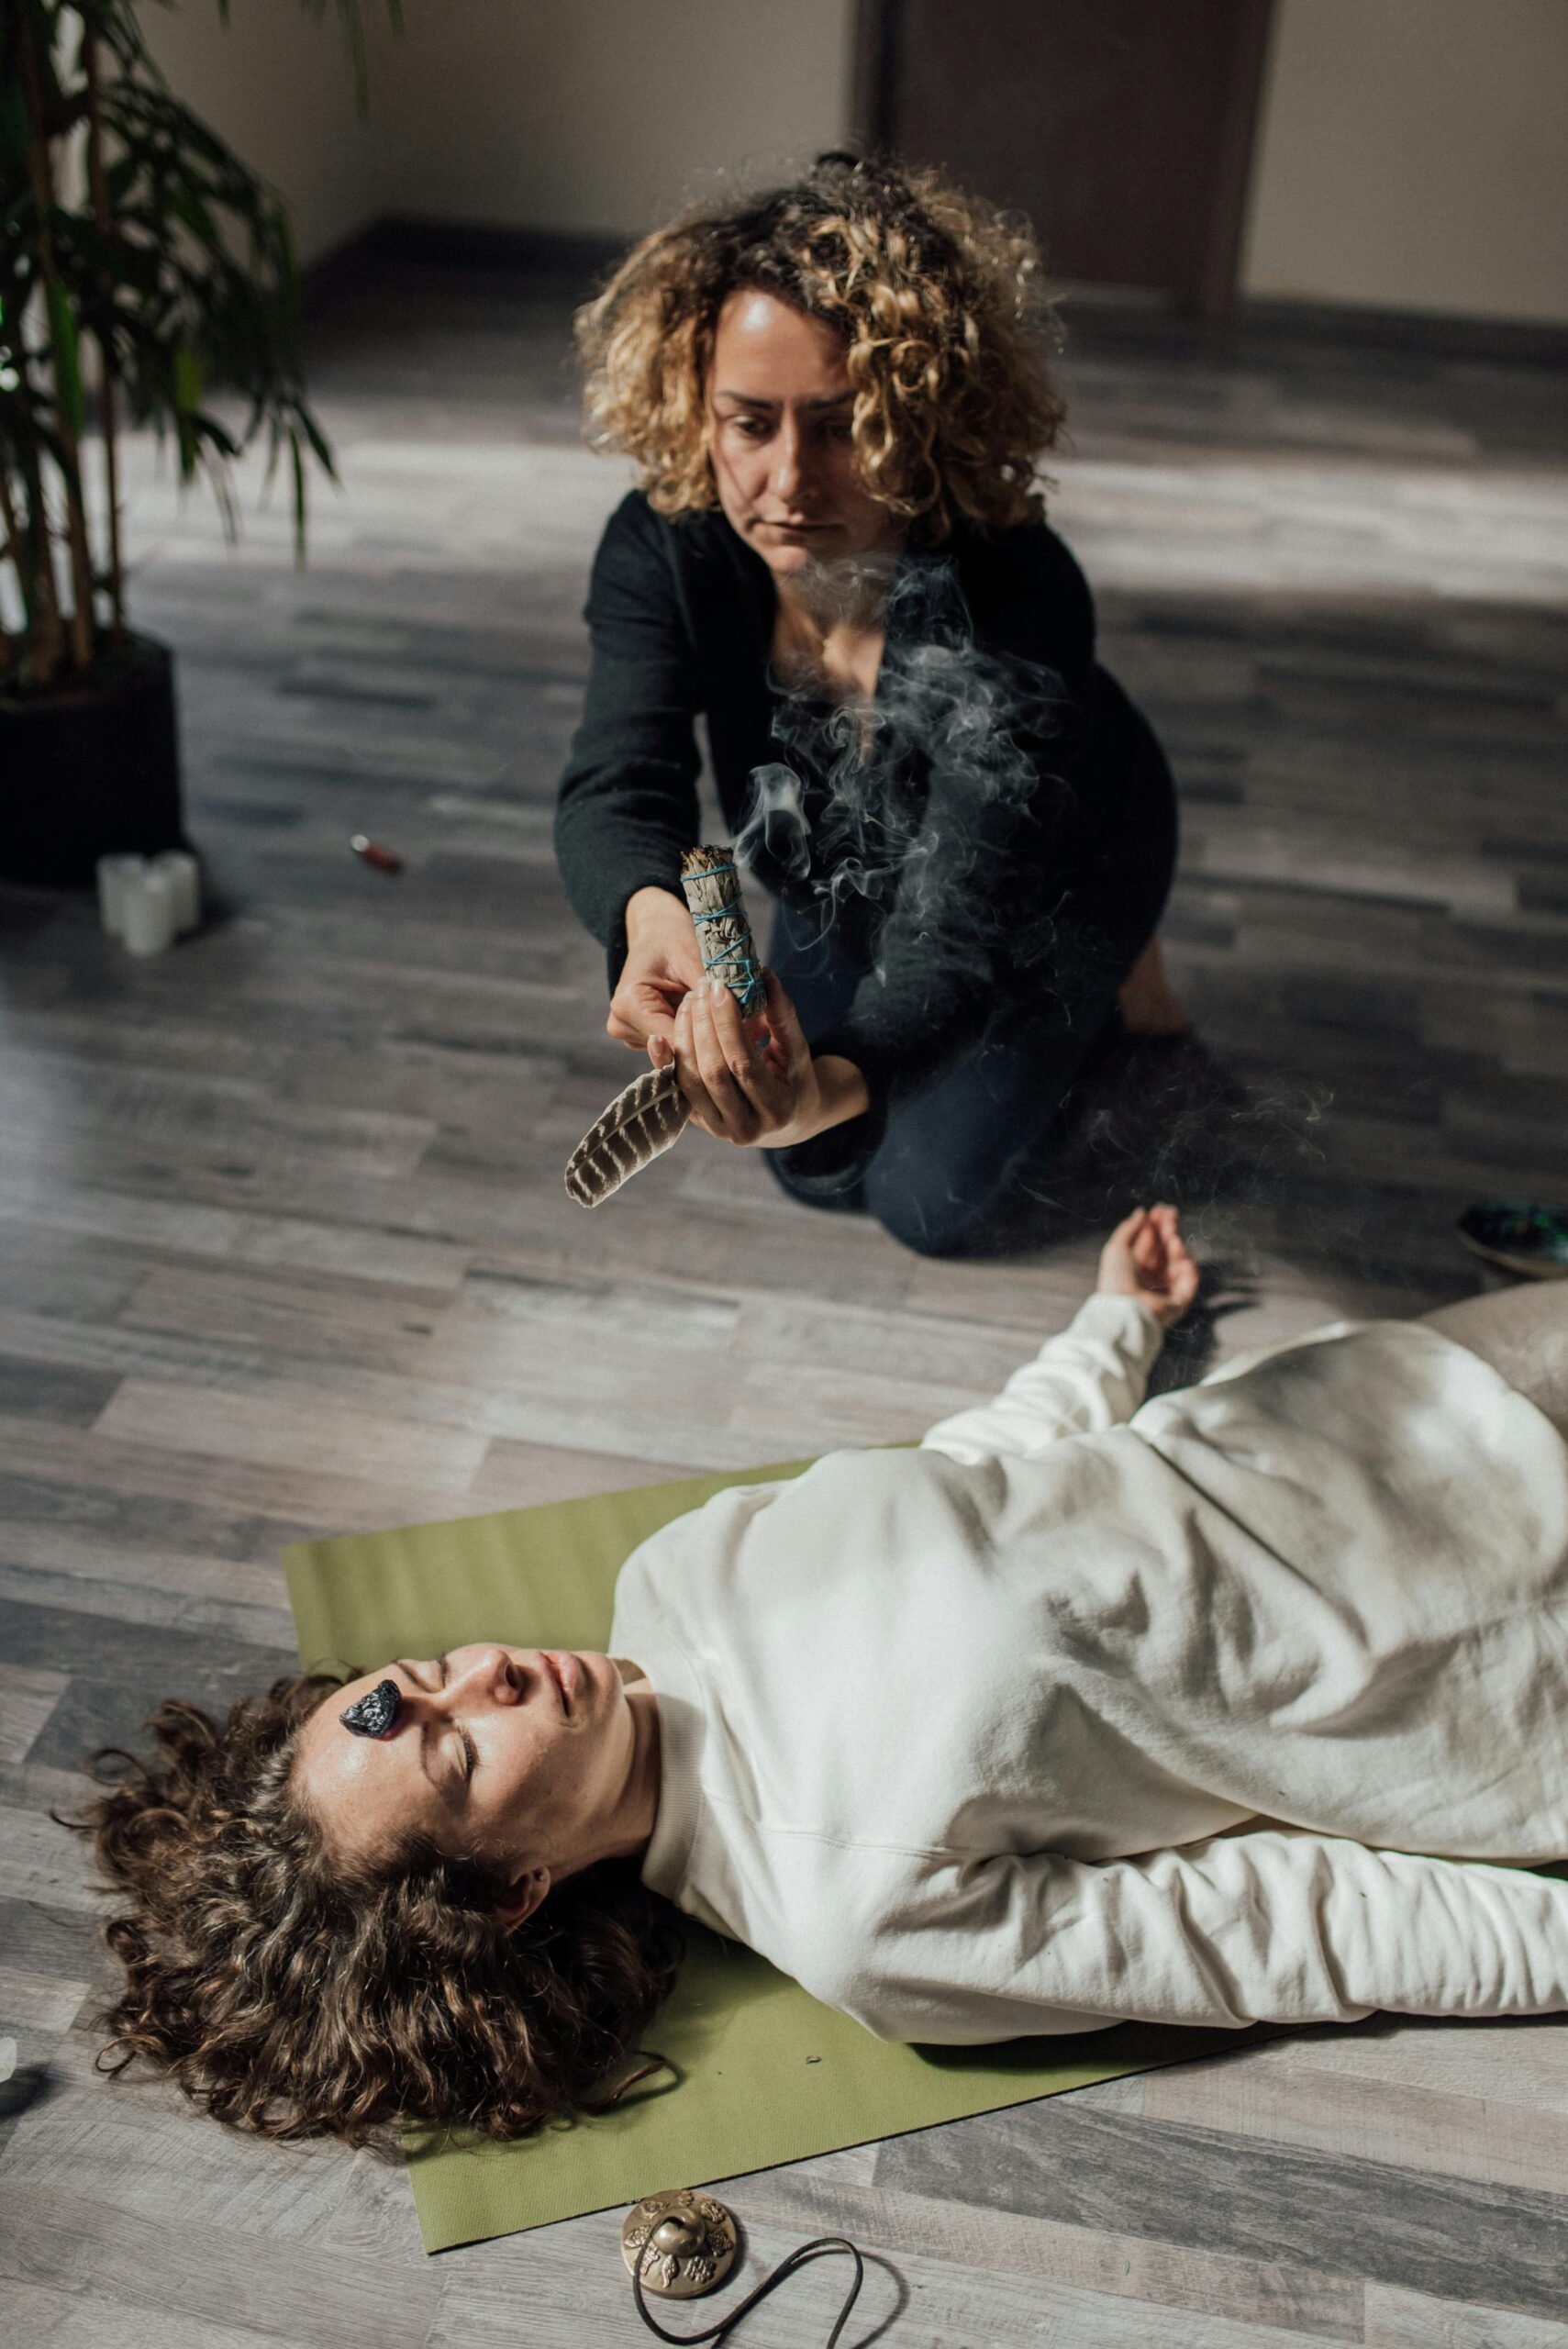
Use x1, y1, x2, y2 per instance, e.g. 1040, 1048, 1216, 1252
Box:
555, 490, 1176, 1183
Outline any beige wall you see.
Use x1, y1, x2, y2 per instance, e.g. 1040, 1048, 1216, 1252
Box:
139, 0, 1568, 327
369, 0, 856, 239
1242, 0, 1568, 324
135, 0, 855, 264
136, 3, 388, 265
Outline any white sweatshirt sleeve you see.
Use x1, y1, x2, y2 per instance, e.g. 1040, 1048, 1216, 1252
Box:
841, 1831, 1568, 2043
920, 1293, 1165, 1465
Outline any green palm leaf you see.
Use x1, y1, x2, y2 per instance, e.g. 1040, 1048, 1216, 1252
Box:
45, 281, 83, 439
2, 0, 396, 694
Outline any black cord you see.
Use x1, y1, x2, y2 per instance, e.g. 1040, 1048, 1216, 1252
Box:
633, 2231, 865, 2349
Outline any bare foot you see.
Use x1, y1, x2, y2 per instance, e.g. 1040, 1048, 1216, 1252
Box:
1118, 936, 1187, 1038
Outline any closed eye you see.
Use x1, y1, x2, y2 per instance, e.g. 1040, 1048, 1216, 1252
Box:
433, 1657, 476, 1782
405, 1655, 473, 1790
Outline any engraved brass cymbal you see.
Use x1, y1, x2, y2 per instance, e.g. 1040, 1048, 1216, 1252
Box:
620, 2188, 740, 2299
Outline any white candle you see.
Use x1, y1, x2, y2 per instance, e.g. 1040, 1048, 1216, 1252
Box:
95, 853, 146, 938
120, 863, 177, 957
153, 849, 202, 935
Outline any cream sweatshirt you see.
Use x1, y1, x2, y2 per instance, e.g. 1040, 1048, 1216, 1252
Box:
607, 1297, 1568, 2042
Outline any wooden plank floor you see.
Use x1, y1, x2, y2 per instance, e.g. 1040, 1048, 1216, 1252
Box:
3, 254, 1567, 2345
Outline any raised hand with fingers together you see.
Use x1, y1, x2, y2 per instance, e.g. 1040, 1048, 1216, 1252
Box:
1096, 1203, 1199, 1328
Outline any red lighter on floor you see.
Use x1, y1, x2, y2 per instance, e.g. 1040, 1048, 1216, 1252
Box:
350, 833, 404, 874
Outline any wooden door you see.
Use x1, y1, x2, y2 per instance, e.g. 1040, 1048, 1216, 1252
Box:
854, 0, 1274, 315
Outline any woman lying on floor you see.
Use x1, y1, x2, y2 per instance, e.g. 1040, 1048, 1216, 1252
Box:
79, 1209, 1568, 2143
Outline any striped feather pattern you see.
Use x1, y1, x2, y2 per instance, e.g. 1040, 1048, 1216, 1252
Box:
563, 1063, 692, 1208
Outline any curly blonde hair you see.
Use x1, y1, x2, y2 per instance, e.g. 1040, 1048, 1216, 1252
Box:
68, 1676, 683, 2144
574, 152, 1065, 547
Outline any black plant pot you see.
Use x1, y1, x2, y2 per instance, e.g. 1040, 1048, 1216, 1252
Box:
0, 632, 186, 886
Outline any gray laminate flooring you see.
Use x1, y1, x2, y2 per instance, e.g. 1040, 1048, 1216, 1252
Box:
2, 255, 1566, 2346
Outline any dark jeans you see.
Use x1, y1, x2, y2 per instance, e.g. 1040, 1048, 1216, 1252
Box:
766, 898, 1134, 1258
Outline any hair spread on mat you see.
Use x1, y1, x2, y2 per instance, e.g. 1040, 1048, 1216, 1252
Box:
64, 1677, 683, 2144
573, 151, 1065, 547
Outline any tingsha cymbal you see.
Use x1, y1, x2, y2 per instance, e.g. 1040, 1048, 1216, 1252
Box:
620, 2188, 740, 2299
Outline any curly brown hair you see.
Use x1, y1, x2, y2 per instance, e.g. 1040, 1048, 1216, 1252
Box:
69, 1675, 684, 2144
574, 151, 1065, 548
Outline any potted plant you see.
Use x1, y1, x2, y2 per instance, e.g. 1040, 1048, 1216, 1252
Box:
0, 0, 393, 885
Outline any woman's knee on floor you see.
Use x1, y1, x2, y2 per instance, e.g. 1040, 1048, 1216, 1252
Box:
764, 1141, 1007, 1255
864, 1161, 1018, 1258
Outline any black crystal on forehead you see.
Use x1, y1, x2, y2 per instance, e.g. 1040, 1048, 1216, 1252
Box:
340, 1677, 401, 1739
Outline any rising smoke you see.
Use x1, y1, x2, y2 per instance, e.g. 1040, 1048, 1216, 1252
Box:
737, 549, 1088, 999
735, 546, 1332, 1266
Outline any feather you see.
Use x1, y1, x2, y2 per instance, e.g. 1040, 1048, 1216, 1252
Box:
564, 1063, 692, 1208
564, 841, 755, 1208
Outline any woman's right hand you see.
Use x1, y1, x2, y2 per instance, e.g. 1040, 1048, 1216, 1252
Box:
606, 886, 708, 1048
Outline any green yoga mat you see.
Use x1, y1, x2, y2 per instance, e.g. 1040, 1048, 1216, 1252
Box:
283, 1462, 1208, 2254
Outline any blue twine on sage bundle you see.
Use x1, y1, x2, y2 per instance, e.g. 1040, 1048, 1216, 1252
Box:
679, 847, 766, 1018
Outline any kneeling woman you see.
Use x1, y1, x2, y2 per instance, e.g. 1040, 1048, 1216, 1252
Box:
81, 1213, 1568, 2143
556, 152, 1184, 1257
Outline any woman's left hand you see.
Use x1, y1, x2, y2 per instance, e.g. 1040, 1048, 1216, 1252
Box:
1097, 1204, 1200, 1328
653, 970, 856, 1152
